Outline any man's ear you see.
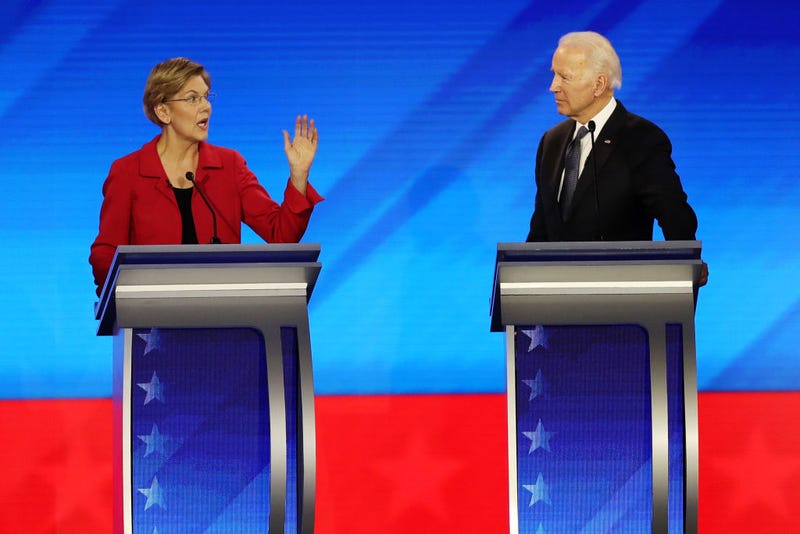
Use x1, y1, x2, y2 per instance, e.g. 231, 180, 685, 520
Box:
594, 74, 609, 97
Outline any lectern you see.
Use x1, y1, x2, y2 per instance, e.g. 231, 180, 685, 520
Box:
96, 244, 321, 534
491, 241, 702, 533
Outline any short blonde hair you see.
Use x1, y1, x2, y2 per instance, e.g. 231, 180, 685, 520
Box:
142, 57, 211, 126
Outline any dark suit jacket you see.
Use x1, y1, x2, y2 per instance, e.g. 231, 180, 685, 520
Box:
89, 135, 323, 293
527, 101, 697, 242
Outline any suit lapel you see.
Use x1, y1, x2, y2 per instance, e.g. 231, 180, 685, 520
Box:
544, 120, 574, 193
591, 101, 626, 172
196, 141, 223, 185
572, 103, 627, 203
138, 136, 176, 205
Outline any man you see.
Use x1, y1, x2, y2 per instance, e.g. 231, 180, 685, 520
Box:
527, 31, 699, 243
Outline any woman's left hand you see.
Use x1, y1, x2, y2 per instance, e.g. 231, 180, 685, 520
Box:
283, 115, 318, 196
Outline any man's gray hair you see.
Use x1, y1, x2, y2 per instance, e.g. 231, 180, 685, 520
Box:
558, 31, 622, 90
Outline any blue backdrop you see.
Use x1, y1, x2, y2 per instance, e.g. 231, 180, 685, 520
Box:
1, 0, 798, 399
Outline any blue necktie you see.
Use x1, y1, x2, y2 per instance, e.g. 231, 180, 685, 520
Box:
560, 126, 589, 221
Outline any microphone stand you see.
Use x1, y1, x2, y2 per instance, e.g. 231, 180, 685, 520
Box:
587, 120, 603, 241
185, 172, 222, 244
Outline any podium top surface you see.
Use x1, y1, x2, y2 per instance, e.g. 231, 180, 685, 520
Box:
490, 241, 703, 332
496, 240, 701, 263
111, 243, 320, 265
95, 244, 321, 335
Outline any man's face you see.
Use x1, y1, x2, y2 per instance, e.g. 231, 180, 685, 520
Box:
549, 45, 598, 123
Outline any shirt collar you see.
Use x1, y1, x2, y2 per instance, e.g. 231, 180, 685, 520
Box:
573, 97, 617, 138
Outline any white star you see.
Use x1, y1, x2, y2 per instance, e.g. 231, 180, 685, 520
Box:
520, 326, 549, 352
138, 476, 165, 511
535, 523, 545, 534
138, 423, 169, 457
522, 370, 546, 401
523, 473, 551, 506
137, 328, 162, 356
523, 419, 555, 453
137, 372, 165, 405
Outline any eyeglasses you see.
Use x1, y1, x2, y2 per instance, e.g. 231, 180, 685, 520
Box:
163, 93, 216, 106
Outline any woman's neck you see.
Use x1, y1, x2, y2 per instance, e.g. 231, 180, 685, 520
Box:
157, 131, 199, 188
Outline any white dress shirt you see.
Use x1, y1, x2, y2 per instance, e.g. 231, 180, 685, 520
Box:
558, 97, 618, 200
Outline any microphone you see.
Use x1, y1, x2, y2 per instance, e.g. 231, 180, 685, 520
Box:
185, 172, 222, 244
586, 120, 603, 241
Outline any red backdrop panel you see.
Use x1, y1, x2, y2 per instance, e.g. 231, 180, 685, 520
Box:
0, 398, 113, 533
314, 393, 509, 534
2, 392, 800, 533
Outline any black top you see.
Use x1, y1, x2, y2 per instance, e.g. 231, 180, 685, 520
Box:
171, 186, 199, 244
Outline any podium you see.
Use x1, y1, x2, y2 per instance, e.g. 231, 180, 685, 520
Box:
491, 241, 703, 533
96, 244, 321, 534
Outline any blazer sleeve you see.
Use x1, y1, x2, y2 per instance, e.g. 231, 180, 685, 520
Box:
631, 124, 698, 240
235, 152, 324, 243
527, 134, 548, 241
89, 160, 133, 295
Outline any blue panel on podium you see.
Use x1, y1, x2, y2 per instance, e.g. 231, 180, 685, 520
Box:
512, 323, 689, 533
128, 327, 299, 532
513, 325, 652, 532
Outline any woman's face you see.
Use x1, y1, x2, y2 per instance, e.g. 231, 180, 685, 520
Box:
159, 75, 212, 143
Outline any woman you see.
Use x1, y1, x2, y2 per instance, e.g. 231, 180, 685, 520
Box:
89, 57, 323, 295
